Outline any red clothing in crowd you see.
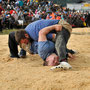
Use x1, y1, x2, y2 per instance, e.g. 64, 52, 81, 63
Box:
10, 10, 17, 15
50, 12, 55, 20
0, 6, 4, 15
81, 17, 85, 22
56, 16, 61, 20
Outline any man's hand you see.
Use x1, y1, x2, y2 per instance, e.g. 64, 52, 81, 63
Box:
52, 34, 56, 42
55, 24, 62, 32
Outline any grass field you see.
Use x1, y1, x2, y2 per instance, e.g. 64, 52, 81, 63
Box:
0, 29, 21, 35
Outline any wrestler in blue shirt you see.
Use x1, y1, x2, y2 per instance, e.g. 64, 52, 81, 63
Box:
25, 19, 59, 41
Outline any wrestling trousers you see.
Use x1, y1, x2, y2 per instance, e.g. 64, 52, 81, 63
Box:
55, 27, 70, 62
8, 32, 26, 58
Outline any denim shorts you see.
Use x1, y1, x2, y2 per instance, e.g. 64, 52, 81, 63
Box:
38, 41, 55, 60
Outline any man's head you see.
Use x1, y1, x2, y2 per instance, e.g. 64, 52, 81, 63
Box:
15, 30, 33, 54
43, 53, 59, 66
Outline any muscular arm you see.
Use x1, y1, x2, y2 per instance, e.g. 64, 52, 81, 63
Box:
38, 24, 62, 41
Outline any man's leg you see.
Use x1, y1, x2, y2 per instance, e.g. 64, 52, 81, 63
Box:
0, 19, 2, 32
8, 32, 20, 58
55, 27, 70, 62
8, 32, 26, 58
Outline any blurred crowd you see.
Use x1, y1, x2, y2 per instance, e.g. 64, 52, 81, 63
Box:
0, 0, 90, 32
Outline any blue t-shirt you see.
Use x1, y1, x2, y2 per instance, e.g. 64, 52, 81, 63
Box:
30, 41, 56, 60
38, 41, 55, 60
30, 41, 38, 54
25, 19, 59, 41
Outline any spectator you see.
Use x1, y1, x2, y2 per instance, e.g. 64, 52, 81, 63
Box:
0, 3, 5, 32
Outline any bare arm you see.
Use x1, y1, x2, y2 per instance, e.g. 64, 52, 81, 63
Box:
38, 24, 62, 41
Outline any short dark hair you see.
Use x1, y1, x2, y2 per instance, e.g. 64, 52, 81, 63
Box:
15, 30, 27, 44
15, 30, 33, 44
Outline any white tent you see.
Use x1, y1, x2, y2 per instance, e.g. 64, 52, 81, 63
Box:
67, 1, 90, 12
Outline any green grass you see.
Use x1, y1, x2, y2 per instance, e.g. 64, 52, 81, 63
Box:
0, 29, 20, 35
